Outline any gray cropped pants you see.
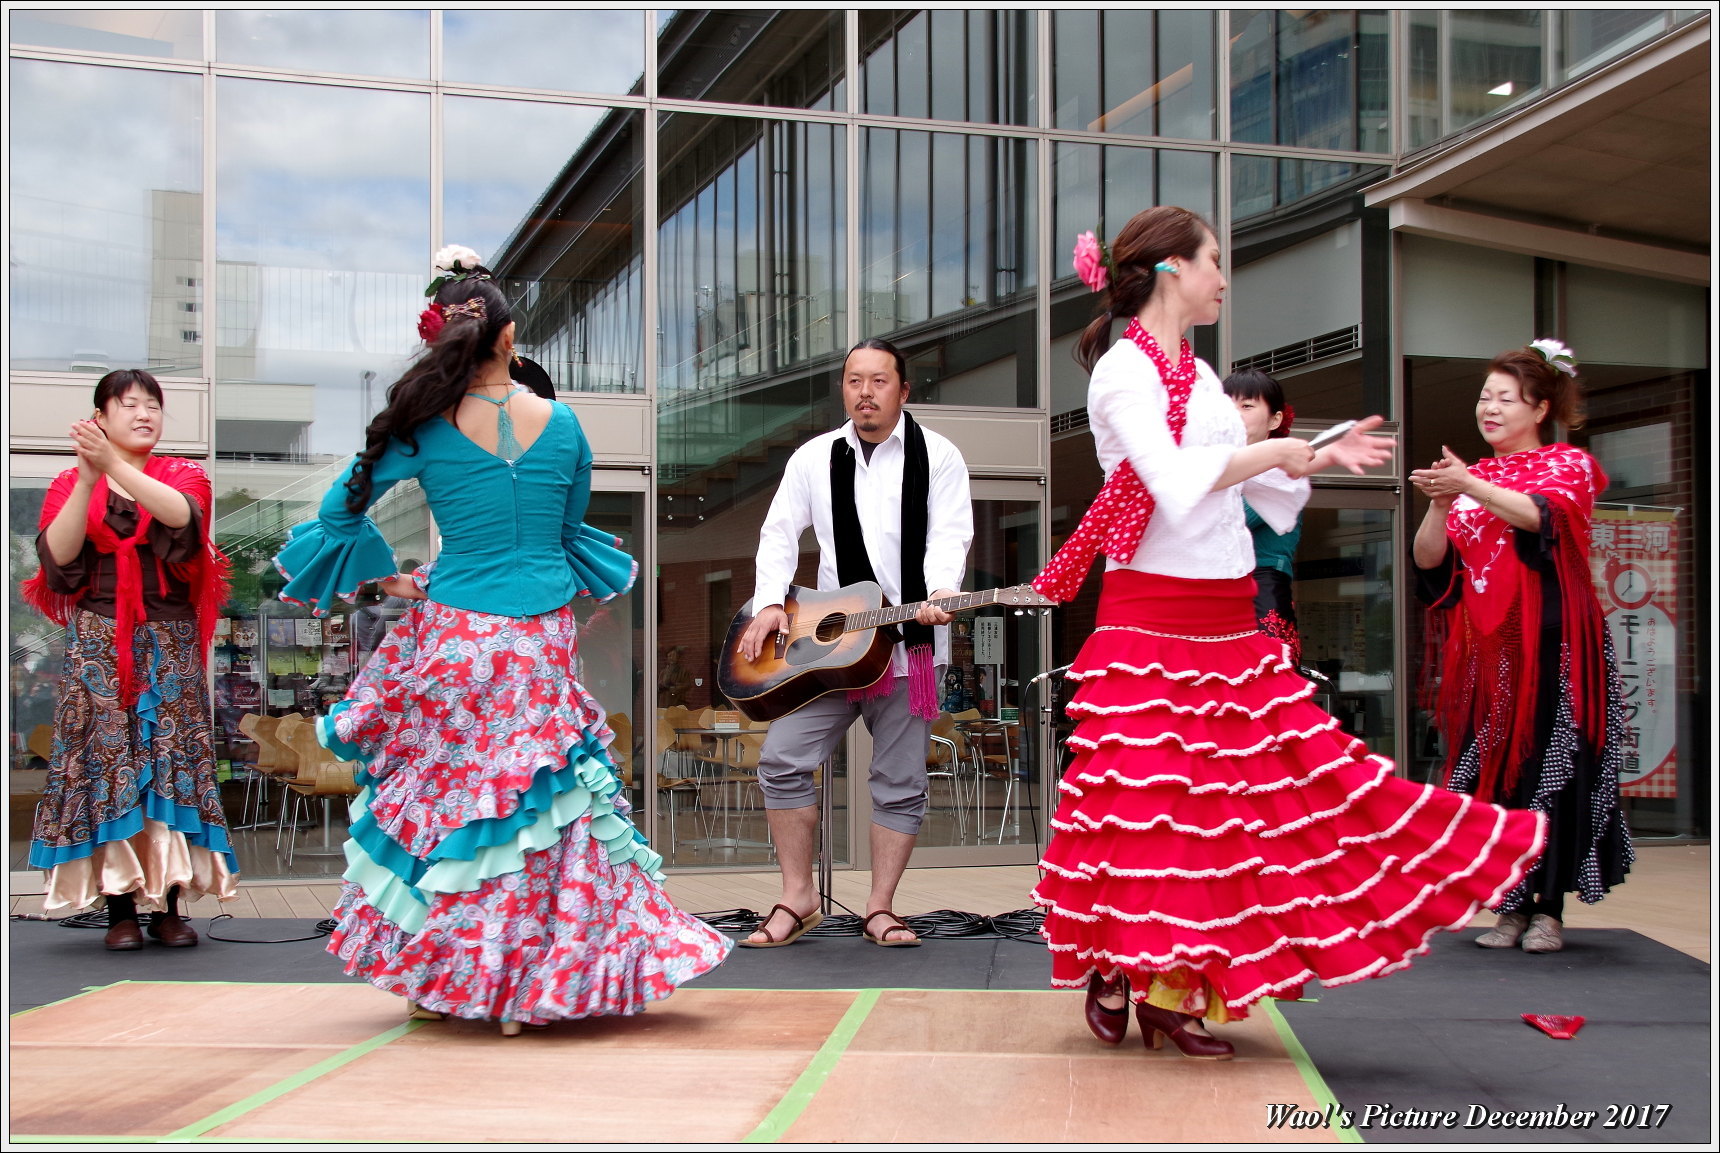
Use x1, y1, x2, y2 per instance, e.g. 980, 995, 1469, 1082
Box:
755, 670, 938, 836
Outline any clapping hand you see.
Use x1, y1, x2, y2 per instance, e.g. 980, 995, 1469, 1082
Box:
1410, 446, 1474, 508
70, 418, 116, 480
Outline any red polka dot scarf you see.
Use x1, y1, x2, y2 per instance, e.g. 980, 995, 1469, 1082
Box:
1032, 319, 1195, 603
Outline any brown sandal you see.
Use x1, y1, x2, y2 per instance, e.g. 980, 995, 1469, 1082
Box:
863, 910, 921, 947
738, 903, 823, 948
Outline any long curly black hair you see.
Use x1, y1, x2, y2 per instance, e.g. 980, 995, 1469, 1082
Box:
344, 272, 513, 512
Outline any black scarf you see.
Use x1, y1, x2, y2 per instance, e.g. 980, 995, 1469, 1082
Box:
830, 412, 931, 651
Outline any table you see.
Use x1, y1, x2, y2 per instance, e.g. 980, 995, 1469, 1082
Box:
673, 727, 773, 854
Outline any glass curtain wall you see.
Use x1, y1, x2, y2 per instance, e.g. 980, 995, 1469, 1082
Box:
654, 110, 851, 868
861, 129, 1037, 407
9, 60, 205, 376
1052, 9, 1216, 139
860, 9, 1036, 126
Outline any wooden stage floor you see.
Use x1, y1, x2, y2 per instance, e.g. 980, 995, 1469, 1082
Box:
11, 981, 1339, 1144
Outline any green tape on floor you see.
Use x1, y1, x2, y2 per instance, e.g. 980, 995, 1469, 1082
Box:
164, 1018, 426, 1140
1263, 1000, 1362, 1143
10, 982, 125, 1018
744, 988, 881, 1143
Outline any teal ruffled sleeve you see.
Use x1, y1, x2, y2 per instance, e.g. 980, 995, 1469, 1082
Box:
274, 519, 397, 616
273, 444, 422, 616
556, 412, 635, 603
566, 522, 638, 604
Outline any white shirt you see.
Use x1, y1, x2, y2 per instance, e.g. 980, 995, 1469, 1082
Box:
1088, 338, 1308, 580
753, 415, 974, 672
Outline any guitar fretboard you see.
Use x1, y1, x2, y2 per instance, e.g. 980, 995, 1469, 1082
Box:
845, 589, 1009, 633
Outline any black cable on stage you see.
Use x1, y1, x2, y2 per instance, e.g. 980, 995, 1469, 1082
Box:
201, 912, 335, 944
697, 903, 1045, 943
9, 908, 336, 943
20, 901, 1045, 945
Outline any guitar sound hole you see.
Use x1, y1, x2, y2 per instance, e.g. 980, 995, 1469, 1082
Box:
814, 613, 847, 643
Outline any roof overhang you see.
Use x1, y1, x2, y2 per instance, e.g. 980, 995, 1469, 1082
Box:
1366, 15, 1711, 278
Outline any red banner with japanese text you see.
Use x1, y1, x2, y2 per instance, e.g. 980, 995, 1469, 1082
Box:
1589, 507, 1677, 798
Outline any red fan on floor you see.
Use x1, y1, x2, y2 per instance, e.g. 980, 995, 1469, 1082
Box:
1522, 1014, 1585, 1039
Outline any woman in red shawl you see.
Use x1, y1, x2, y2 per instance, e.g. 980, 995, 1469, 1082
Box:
24, 369, 238, 950
1411, 343, 1632, 954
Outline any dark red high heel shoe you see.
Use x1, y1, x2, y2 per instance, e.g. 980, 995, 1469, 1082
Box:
1084, 972, 1129, 1045
1135, 1003, 1234, 1060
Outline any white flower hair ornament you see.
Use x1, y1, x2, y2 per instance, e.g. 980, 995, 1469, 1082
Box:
426, 244, 490, 297
1529, 338, 1579, 377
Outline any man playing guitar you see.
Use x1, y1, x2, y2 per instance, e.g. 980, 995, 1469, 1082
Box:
736, 338, 973, 948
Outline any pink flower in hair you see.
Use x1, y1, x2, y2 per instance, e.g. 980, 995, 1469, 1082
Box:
1073, 231, 1109, 293
417, 304, 446, 343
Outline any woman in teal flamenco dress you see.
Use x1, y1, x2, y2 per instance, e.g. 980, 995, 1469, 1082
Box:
274, 248, 730, 1034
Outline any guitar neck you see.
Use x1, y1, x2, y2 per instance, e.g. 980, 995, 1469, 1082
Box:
846, 589, 1005, 633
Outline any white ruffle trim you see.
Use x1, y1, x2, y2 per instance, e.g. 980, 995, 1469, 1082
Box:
1038, 843, 1348, 882
1057, 747, 1375, 798
1034, 805, 1548, 1011
1066, 650, 1292, 687
1067, 713, 1343, 759
1035, 807, 1542, 981
1049, 759, 1398, 840
1066, 677, 1317, 721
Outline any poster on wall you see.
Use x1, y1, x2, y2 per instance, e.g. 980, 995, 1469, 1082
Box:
1589, 507, 1677, 798
972, 616, 1005, 666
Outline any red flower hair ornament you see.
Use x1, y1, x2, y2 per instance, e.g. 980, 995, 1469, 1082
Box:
417, 303, 446, 343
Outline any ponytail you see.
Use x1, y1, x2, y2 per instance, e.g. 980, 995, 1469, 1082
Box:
344, 273, 512, 512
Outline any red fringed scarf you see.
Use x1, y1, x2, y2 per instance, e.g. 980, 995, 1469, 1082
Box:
1033, 319, 1195, 603
22, 456, 231, 707
1434, 444, 1611, 800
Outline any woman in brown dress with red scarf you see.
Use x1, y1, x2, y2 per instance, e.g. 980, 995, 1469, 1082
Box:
25, 369, 238, 950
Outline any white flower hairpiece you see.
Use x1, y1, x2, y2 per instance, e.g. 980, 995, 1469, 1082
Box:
1528, 338, 1578, 377
433, 244, 484, 274
426, 244, 490, 298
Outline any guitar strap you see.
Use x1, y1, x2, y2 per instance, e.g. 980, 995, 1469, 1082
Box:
830, 412, 938, 719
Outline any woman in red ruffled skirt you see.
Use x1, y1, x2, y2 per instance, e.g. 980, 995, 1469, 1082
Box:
1033, 208, 1546, 1060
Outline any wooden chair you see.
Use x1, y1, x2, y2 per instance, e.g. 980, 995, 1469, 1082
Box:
26, 724, 54, 765
275, 714, 360, 867
236, 713, 295, 829
654, 712, 706, 850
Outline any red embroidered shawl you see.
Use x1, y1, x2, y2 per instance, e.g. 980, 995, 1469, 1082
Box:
1434, 443, 1610, 800
22, 456, 231, 706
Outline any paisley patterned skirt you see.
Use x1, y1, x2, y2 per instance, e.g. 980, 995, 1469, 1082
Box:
30, 610, 239, 911
1033, 571, 1546, 1022
322, 600, 731, 1024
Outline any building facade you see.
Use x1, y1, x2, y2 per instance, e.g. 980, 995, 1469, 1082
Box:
8, 9, 1709, 880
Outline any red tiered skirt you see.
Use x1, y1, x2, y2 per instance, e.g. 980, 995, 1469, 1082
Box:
1033, 570, 1546, 1021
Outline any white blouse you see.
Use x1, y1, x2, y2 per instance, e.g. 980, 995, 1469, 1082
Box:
1087, 337, 1308, 581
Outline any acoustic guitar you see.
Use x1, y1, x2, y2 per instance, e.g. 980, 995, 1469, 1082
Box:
716, 581, 1054, 722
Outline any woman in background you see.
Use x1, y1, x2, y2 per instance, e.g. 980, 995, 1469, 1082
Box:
1222, 368, 1305, 667
26, 369, 237, 949
1411, 341, 1631, 953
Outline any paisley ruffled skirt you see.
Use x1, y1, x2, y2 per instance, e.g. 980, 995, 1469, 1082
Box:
322, 600, 731, 1023
1033, 571, 1545, 1021
30, 610, 239, 911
